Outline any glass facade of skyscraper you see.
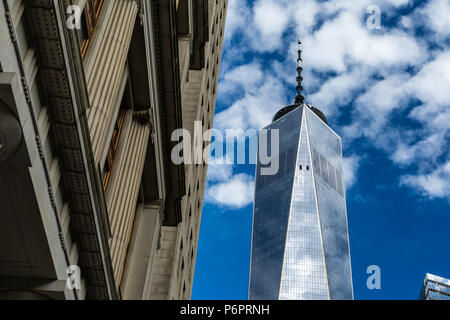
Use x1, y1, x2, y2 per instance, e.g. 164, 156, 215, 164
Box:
249, 105, 353, 300
419, 273, 450, 300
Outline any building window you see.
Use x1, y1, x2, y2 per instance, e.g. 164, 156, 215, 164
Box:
102, 109, 127, 191
77, 0, 105, 59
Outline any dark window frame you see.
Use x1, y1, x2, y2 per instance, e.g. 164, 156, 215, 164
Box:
78, 0, 105, 59
102, 109, 127, 191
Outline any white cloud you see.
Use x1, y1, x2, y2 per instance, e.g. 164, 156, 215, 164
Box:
343, 155, 361, 190
391, 133, 447, 166
401, 162, 450, 199
253, 0, 290, 51
351, 73, 410, 145
359, 74, 409, 113
390, 0, 411, 6
291, 0, 320, 35
400, 16, 413, 29
309, 68, 370, 116
390, 52, 450, 166
419, 0, 450, 37
339, 50, 449, 156
224, 0, 251, 43
215, 72, 288, 130
408, 51, 450, 112
206, 173, 255, 208
207, 163, 233, 182
303, 12, 423, 73
323, 0, 412, 13
219, 63, 264, 100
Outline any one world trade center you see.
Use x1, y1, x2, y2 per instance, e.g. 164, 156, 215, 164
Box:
249, 40, 354, 300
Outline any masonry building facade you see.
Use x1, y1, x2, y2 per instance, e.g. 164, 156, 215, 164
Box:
0, 0, 227, 300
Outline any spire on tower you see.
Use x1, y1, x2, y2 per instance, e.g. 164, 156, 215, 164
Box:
295, 38, 305, 105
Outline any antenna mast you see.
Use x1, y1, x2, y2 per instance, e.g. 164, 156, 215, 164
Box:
295, 38, 305, 105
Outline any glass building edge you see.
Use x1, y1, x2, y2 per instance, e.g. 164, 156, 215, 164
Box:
277, 114, 307, 300
312, 104, 355, 300
304, 111, 332, 299
305, 105, 354, 300
249, 107, 303, 300
278, 111, 330, 300
248, 144, 259, 300
276, 118, 302, 300
305, 107, 353, 299
419, 273, 450, 300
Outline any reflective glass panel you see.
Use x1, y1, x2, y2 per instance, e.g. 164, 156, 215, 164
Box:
279, 115, 329, 300
306, 107, 353, 300
249, 107, 303, 300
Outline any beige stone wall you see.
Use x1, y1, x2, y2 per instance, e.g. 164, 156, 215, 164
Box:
168, 0, 228, 300
79, 0, 228, 300
0, 0, 227, 300
84, 0, 138, 164
81, 0, 145, 290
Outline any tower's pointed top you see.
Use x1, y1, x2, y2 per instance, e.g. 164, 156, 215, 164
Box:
295, 38, 305, 105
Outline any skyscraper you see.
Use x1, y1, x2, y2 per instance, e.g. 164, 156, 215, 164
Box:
249, 40, 353, 300
0, 0, 227, 300
419, 273, 450, 300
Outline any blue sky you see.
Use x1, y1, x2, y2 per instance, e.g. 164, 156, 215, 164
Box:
193, 0, 450, 300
